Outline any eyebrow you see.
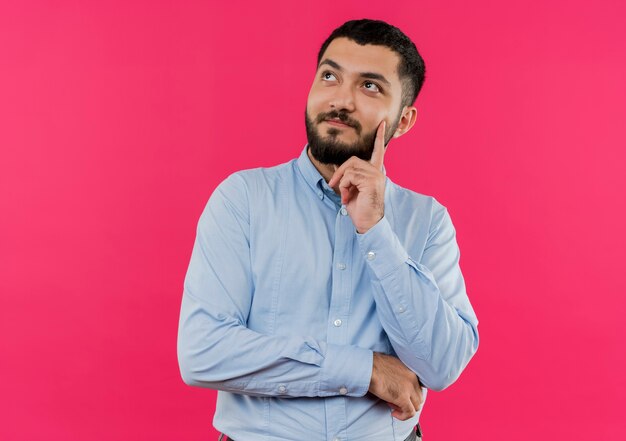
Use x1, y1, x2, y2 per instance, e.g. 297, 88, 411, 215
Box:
318, 58, 392, 88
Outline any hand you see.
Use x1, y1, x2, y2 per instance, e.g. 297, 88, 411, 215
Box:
328, 121, 387, 234
368, 352, 424, 421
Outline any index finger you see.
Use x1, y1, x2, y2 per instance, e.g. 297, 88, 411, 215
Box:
370, 120, 386, 170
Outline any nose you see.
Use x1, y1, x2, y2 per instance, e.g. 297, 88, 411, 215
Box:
328, 83, 355, 113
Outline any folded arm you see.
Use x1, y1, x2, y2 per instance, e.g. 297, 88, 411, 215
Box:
177, 174, 373, 398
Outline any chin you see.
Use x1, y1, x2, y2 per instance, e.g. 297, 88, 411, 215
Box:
323, 129, 356, 142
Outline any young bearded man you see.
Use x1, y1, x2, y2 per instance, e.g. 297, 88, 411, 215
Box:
177, 19, 479, 441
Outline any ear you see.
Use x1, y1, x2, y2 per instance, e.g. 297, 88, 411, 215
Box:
392, 106, 418, 139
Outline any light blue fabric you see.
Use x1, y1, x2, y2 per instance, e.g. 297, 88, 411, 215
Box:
177, 146, 479, 441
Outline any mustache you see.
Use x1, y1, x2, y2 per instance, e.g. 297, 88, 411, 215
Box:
315, 111, 362, 134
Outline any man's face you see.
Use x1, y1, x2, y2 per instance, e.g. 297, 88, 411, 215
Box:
305, 37, 406, 166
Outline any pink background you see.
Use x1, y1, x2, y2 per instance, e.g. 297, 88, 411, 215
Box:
1, 1, 625, 440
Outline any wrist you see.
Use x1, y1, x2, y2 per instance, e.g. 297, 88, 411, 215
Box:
357, 214, 384, 234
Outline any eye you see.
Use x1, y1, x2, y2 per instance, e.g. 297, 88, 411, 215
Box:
321, 71, 337, 82
363, 81, 381, 93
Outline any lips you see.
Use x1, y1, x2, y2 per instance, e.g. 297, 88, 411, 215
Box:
324, 118, 352, 128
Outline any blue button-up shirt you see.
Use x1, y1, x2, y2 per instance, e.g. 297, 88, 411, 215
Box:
177, 146, 479, 441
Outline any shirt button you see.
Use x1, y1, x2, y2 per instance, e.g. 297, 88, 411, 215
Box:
337, 262, 346, 270
333, 319, 342, 327
398, 306, 406, 313
333, 438, 341, 441
318, 192, 323, 200
366, 251, 376, 261
278, 385, 287, 394
340, 207, 348, 216
339, 386, 348, 395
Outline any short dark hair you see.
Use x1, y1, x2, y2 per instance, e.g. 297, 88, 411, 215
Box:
316, 19, 426, 108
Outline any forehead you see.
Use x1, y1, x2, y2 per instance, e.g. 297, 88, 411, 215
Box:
318, 37, 402, 86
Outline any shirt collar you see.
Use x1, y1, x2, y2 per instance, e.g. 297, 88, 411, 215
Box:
296, 144, 387, 206
296, 145, 342, 206
296, 145, 325, 194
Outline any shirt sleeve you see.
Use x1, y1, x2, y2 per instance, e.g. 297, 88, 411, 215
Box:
177, 174, 373, 398
355, 207, 479, 391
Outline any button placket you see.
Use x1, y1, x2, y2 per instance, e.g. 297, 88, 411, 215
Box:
324, 200, 353, 441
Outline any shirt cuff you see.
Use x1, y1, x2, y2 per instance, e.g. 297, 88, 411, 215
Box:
356, 216, 409, 280
320, 343, 373, 397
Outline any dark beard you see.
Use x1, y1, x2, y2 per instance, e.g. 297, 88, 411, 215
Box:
305, 109, 397, 166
